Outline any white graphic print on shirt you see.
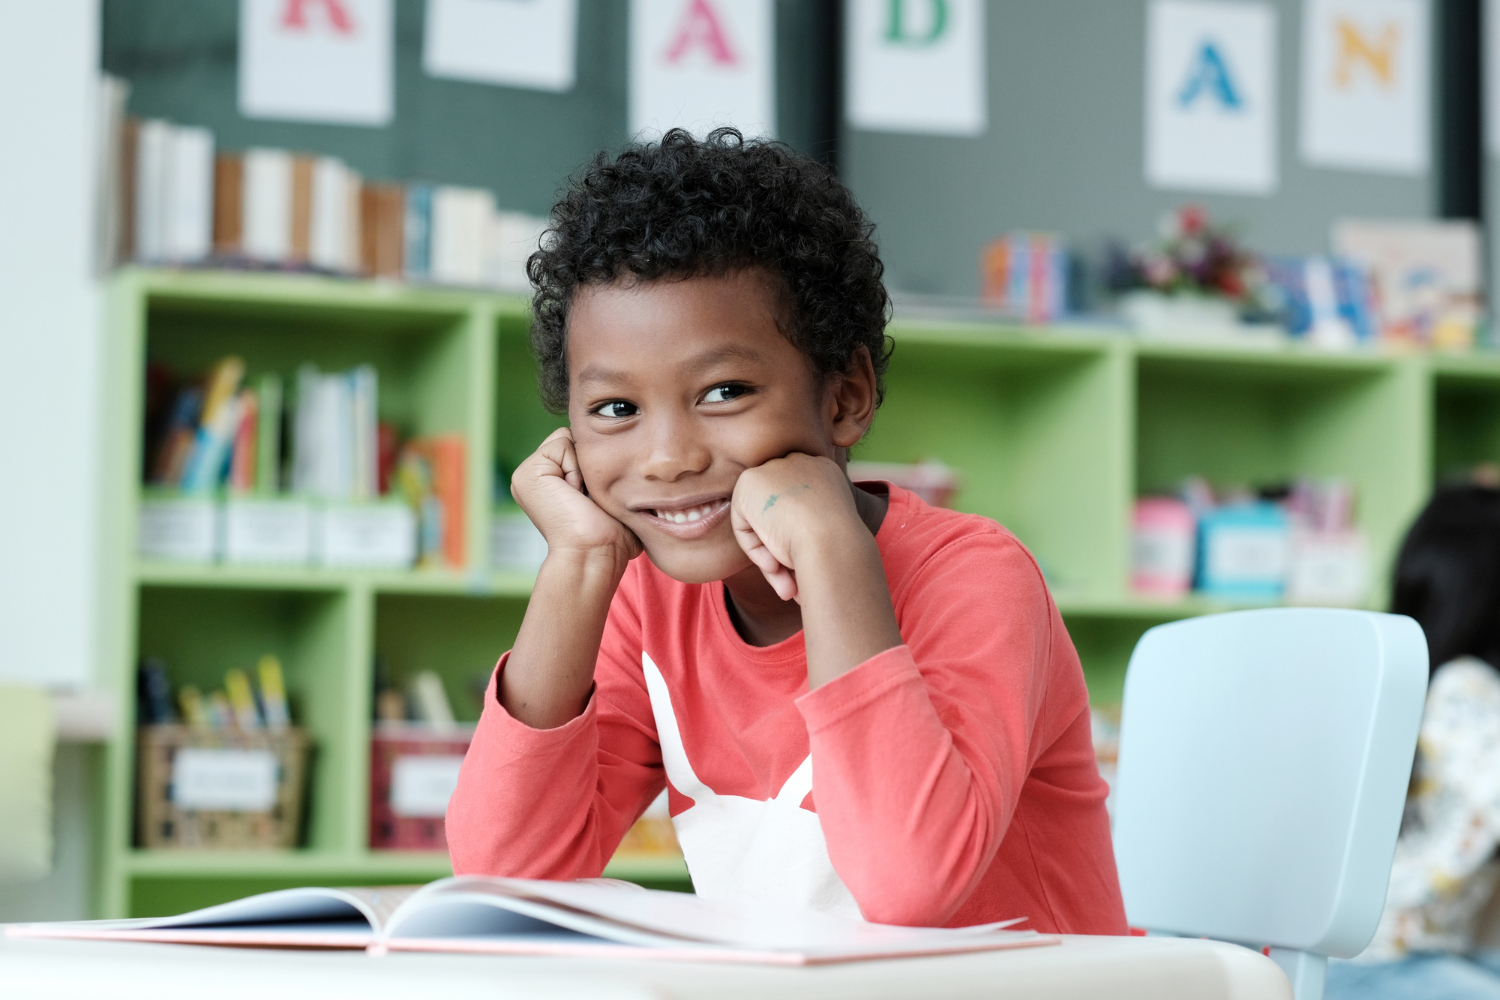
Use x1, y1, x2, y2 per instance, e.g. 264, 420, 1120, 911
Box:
641, 651, 862, 917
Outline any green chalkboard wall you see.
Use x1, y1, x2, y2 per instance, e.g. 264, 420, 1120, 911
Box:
103, 0, 836, 217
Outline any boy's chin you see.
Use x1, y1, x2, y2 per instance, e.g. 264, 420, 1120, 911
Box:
643, 541, 750, 586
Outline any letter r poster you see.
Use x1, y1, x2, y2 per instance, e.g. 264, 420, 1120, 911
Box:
629, 0, 775, 139
1145, 0, 1278, 195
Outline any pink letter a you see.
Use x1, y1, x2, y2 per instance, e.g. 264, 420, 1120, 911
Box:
663, 0, 738, 66
281, 0, 356, 34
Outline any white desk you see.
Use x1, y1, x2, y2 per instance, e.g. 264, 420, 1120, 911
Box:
1, 933, 1290, 1000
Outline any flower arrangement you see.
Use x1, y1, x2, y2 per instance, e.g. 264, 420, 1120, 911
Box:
1105, 205, 1264, 306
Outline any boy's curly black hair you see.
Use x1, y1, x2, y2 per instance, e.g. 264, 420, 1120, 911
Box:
527, 127, 892, 414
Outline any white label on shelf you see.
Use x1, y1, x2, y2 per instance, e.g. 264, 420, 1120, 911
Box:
1205, 527, 1290, 584
1133, 527, 1195, 580
318, 503, 417, 568
224, 499, 314, 565
138, 498, 219, 563
171, 748, 278, 811
490, 510, 549, 573
390, 754, 466, 818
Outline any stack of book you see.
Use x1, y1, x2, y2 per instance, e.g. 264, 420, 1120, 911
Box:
99, 87, 546, 290
140, 356, 465, 570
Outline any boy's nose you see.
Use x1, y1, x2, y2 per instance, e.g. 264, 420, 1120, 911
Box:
640, 414, 712, 482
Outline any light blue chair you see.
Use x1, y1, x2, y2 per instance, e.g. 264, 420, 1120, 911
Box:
1112, 608, 1427, 1000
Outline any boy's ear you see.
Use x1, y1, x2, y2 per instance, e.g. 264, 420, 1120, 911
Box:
828, 346, 878, 451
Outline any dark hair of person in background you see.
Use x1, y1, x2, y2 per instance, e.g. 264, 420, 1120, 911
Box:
525, 126, 892, 415
1391, 483, 1500, 675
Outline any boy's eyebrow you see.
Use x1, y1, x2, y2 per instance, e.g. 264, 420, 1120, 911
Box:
574, 344, 764, 390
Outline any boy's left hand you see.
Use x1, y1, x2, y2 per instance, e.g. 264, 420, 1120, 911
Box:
730, 453, 870, 602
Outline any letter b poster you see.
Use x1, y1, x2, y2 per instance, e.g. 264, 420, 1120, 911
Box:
846, 0, 987, 137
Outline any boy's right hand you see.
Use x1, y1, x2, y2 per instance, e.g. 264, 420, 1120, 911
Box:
511, 427, 641, 569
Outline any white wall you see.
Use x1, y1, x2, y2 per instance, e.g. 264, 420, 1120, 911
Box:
0, 3, 102, 688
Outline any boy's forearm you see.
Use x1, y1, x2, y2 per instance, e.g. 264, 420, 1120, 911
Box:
796, 527, 904, 689
500, 548, 629, 729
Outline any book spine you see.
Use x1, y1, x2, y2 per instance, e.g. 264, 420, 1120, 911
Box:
289, 154, 314, 264
118, 117, 140, 263
228, 388, 258, 494
403, 183, 433, 282
429, 435, 466, 568
213, 153, 245, 257
309, 157, 346, 272
134, 119, 173, 262
361, 183, 405, 279
344, 169, 364, 274
255, 373, 282, 494
167, 125, 214, 263
293, 364, 321, 496
243, 148, 292, 264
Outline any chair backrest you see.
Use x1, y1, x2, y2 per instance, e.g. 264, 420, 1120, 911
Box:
1113, 608, 1426, 965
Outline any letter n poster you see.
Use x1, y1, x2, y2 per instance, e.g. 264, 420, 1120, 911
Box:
1299, 0, 1430, 175
239, 0, 394, 126
629, 0, 775, 139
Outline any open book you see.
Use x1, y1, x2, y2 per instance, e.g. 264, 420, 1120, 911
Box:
6, 876, 1055, 966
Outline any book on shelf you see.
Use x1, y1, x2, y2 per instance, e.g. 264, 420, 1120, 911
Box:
95, 94, 547, 288
5, 876, 1051, 965
141, 356, 463, 569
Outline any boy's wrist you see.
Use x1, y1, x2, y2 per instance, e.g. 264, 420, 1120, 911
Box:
541, 543, 633, 584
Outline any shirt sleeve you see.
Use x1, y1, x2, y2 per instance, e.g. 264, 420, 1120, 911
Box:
445, 563, 664, 879
1384, 659, 1500, 911
795, 530, 1068, 926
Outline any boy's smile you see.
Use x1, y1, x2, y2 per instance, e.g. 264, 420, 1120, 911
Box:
565, 268, 841, 586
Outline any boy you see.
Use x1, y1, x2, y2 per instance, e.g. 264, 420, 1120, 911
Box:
447, 128, 1126, 933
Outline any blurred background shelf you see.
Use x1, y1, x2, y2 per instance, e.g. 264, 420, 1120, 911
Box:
96, 267, 1500, 917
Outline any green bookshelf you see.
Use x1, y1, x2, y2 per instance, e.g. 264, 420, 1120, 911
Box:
95, 268, 1476, 918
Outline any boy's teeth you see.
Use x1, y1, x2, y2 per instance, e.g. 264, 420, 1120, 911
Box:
656, 502, 716, 523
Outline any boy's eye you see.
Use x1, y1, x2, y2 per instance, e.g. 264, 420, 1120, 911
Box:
594, 401, 638, 419
702, 383, 751, 404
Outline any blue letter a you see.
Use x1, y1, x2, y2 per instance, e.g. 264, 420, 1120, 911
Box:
1177, 40, 1242, 109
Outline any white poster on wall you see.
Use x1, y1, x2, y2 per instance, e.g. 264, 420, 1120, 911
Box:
845, 0, 986, 137
629, 0, 775, 139
239, 0, 393, 126
424, 0, 579, 93
1300, 0, 1429, 175
1485, 0, 1500, 156
1144, 0, 1277, 195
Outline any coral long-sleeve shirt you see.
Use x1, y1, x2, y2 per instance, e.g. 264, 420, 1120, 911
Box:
447, 484, 1127, 933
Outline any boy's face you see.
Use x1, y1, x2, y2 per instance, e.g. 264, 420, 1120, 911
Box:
566, 269, 846, 584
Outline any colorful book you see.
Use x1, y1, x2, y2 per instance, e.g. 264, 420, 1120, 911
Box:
403, 183, 433, 282
422, 435, 466, 567
228, 388, 259, 493
360, 183, 405, 278
213, 152, 244, 257
288, 154, 315, 264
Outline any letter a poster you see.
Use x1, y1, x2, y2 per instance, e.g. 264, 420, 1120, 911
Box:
629, 0, 775, 139
1144, 0, 1277, 195
1299, 0, 1429, 175
239, 0, 393, 125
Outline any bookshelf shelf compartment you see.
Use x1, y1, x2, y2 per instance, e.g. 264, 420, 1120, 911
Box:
136, 585, 357, 855
374, 593, 528, 724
